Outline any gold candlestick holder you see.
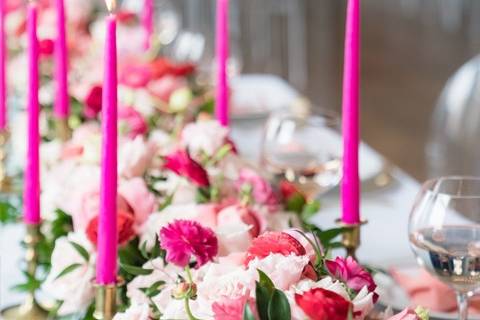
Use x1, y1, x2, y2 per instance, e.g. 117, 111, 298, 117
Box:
54, 117, 71, 142
336, 219, 368, 260
1, 224, 48, 320
0, 129, 11, 192
93, 279, 123, 320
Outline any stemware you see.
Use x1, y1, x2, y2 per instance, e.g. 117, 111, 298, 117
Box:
260, 111, 342, 200
409, 176, 480, 320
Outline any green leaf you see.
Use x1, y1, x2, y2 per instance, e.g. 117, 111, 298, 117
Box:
255, 285, 271, 320
140, 241, 149, 260
243, 302, 256, 320
258, 270, 275, 293
316, 227, 346, 245
69, 241, 90, 262
285, 194, 306, 214
11, 271, 42, 293
54, 263, 82, 280
140, 280, 166, 298
268, 289, 291, 320
301, 200, 321, 221
158, 193, 174, 211
0, 201, 20, 224
120, 263, 154, 276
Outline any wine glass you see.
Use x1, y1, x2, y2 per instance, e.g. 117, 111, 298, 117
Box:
409, 176, 480, 320
260, 111, 342, 200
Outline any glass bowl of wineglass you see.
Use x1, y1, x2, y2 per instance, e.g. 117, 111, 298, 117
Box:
409, 176, 480, 320
260, 111, 342, 200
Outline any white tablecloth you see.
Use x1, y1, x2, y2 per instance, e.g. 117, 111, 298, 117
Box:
0, 119, 421, 309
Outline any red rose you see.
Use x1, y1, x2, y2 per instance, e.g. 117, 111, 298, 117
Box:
86, 211, 136, 246
164, 149, 210, 187
295, 288, 351, 320
84, 85, 103, 119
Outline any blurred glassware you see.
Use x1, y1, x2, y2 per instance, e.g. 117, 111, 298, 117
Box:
168, 30, 206, 63
409, 176, 480, 320
427, 55, 480, 177
260, 111, 342, 200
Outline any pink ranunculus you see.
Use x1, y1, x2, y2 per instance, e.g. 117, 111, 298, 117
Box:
212, 294, 258, 320
118, 107, 148, 138
164, 149, 210, 187
236, 168, 279, 209
147, 75, 186, 102
387, 309, 421, 320
118, 178, 157, 231
159, 219, 218, 268
84, 85, 103, 119
325, 256, 377, 293
119, 63, 152, 89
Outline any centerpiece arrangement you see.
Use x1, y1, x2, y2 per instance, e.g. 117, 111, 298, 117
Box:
0, 0, 428, 319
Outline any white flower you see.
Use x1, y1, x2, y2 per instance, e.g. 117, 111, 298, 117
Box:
216, 206, 254, 255
118, 136, 154, 178
152, 172, 197, 204
113, 303, 151, 320
181, 120, 229, 158
291, 277, 349, 300
42, 233, 95, 316
352, 286, 376, 320
127, 258, 181, 305
40, 140, 63, 170
247, 253, 309, 290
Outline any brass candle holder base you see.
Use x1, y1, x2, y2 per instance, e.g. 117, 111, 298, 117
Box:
1, 224, 48, 320
54, 117, 71, 142
93, 279, 123, 320
336, 219, 368, 260
0, 129, 12, 192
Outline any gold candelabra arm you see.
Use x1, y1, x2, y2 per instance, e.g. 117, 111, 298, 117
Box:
93, 278, 123, 320
54, 117, 71, 142
336, 219, 368, 260
1, 224, 48, 320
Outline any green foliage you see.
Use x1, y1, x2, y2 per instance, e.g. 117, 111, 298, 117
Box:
243, 303, 256, 320
140, 280, 166, 298
254, 270, 292, 320
120, 263, 154, 276
285, 194, 306, 214
11, 271, 42, 293
69, 241, 90, 262
54, 263, 82, 280
0, 201, 20, 224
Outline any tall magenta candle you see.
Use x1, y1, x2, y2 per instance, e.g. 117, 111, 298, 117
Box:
96, 5, 118, 285
215, 0, 229, 127
341, 0, 361, 224
24, 2, 40, 225
0, 0, 6, 130
54, 0, 69, 119
142, 0, 153, 50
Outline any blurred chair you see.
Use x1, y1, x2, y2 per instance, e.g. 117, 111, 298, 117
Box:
427, 55, 480, 177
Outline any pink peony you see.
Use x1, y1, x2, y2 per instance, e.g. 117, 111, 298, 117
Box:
236, 169, 279, 208
245, 231, 306, 265
118, 107, 148, 138
326, 257, 376, 293
84, 85, 103, 119
164, 149, 210, 187
159, 219, 218, 268
387, 309, 421, 320
212, 294, 258, 320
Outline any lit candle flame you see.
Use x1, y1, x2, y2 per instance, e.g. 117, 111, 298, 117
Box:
105, 0, 117, 13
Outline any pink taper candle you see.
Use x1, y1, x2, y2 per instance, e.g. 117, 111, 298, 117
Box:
215, 0, 229, 127
24, 2, 40, 225
54, 0, 69, 119
0, 0, 7, 129
96, 6, 118, 285
341, 0, 361, 224
142, 0, 154, 50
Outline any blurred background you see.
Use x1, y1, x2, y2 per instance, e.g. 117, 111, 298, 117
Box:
154, 0, 480, 180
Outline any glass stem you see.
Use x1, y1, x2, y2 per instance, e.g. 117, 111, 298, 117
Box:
456, 292, 469, 320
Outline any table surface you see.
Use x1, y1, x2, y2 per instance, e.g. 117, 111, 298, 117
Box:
0, 119, 421, 310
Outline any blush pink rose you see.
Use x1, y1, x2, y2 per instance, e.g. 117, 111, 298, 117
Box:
118, 178, 157, 230
236, 169, 279, 209
147, 75, 186, 102
118, 107, 148, 138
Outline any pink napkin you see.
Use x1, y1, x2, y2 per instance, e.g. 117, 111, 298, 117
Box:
390, 268, 480, 313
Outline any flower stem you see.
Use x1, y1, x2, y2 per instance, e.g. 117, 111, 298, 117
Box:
184, 298, 200, 320
185, 265, 193, 283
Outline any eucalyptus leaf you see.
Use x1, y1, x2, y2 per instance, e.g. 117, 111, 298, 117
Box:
54, 263, 82, 280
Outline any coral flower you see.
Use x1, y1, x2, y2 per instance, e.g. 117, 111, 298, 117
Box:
295, 287, 351, 320
326, 256, 377, 293
245, 231, 306, 265
164, 149, 210, 187
86, 211, 136, 246
159, 219, 218, 268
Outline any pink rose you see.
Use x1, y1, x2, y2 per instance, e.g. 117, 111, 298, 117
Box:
325, 257, 376, 294
118, 178, 157, 231
118, 107, 148, 138
387, 309, 421, 320
164, 149, 210, 187
147, 75, 186, 102
119, 63, 152, 89
236, 169, 279, 209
